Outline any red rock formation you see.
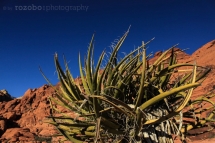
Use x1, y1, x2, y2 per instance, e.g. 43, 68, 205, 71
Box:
0, 84, 59, 142
0, 90, 13, 102
188, 40, 215, 98
0, 40, 215, 143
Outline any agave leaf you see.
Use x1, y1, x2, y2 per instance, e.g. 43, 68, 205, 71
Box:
169, 48, 177, 66
90, 95, 132, 116
173, 73, 192, 88
48, 99, 82, 142
87, 49, 104, 118
98, 28, 130, 91
149, 46, 174, 73
120, 53, 141, 74
135, 44, 146, 110
108, 28, 130, 67
101, 93, 134, 113
146, 96, 214, 126
57, 74, 77, 102
106, 49, 141, 87
103, 128, 124, 134
154, 54, 173, 70
100, 117, 120, 129
55, 56, 83, 101
58, 125, 81, 132
95, 117, 101, 143
63, 55, 83, 100
39, 67, 63, 95
58, 122, 95, 128
175, 64, 196, 112
139, 82, 200, 111
144, 112, 179, 125
191, 98, 215, 108
62, 131, 83, 143
79, 107, 114, 117
54, 53, 67, 81
48, 116, 95, 126
109, 60, 137, 92
59, 86, 74, 102
88, 51, 105, 118
86, 126, 96, 131
135, 107, 144, 136
86, 34, 95, 94
180, 119, 210, 133
63, 55, 75, 82
159, 49, 177, 88
79, 53, 90, 94
195, 67, 211, 82
190, 93, 215, 105
93, 51, 105, 94
150, 63, 195, 83
104, 86, 125, 96
184, 105, 214, 116
114, 62, 142, 98
40, 67, 83, 114
116, 54, 140, 81
93, 98, 100, 118
49, 96, 74, 110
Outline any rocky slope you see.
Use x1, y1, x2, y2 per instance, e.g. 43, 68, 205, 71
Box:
0, 84, 57, 142
0, 40, 215, 143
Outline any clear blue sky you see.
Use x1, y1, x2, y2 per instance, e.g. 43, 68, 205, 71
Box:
0, 0, 215, 97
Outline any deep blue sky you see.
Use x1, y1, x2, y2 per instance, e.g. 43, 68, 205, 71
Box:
0, 0, 215, 97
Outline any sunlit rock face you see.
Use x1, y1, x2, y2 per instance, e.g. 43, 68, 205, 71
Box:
0, 89, 13, 102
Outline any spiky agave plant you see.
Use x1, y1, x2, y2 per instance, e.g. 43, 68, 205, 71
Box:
40, 28, 214, 143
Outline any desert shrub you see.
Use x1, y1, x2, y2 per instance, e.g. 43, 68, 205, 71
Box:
40, 28, 214, 143
34, 135, 52, 143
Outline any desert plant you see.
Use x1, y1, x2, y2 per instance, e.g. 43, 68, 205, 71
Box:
40, 28, 214, 143
34, 135, 52, 143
